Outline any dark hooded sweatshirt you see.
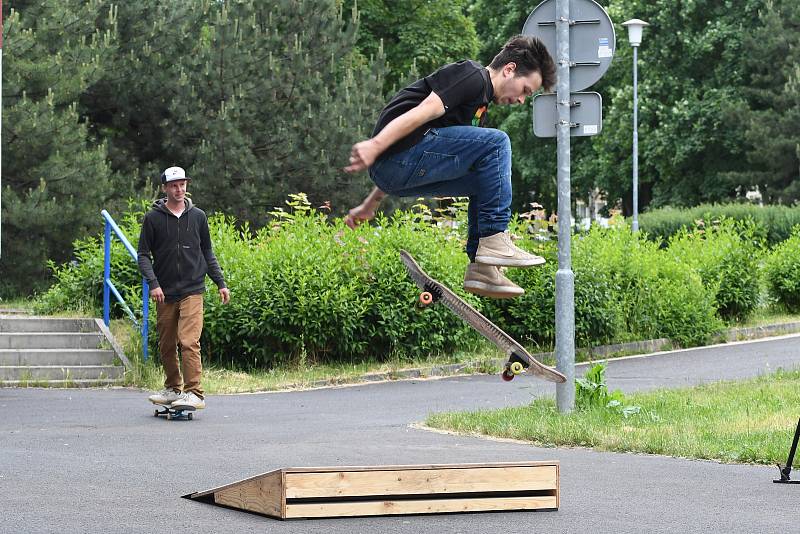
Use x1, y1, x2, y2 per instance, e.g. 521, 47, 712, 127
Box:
137, 198, 226, 302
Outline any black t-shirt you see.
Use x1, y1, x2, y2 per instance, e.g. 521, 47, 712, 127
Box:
371, 60, 493, 156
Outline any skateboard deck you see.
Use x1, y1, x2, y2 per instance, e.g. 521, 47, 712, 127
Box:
152, 402, 196, 420
400, 250, 566, 383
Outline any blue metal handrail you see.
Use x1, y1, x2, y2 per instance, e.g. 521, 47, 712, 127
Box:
101, 209, 150, 361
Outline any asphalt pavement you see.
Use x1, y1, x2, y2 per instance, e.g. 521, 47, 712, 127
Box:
2, 334, 800, 533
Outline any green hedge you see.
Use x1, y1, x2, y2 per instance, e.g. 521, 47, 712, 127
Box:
37, 198, 782, 369
764, 227, 800, 312
639, 204, 800, 246
666, 218, 764, 321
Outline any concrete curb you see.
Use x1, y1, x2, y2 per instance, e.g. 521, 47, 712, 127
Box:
300, 321, 800, 389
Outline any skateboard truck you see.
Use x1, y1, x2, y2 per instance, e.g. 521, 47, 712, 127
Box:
774, 417, 800, 484
502, 352, 529, 382
153, 405, 195, 421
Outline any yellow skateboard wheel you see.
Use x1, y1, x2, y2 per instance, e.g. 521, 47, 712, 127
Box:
510, 361, 525, 375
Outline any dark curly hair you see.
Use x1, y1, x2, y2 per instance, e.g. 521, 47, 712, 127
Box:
489, 35, 556, 92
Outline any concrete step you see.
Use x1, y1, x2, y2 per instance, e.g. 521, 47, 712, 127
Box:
0, 316, 99, 333
0, 332, 106, 350
0, 378, 123, 387
0, 365, 125, 381
0, 349, 117, 366
0, 308, 32, 315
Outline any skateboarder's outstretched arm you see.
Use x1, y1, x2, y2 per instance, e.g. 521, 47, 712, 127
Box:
343, 91, 445, 228
344, 91, 445, 174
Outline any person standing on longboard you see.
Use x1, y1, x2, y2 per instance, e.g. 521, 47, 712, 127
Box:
344, 36, 555, 299
137, 166, 230, 410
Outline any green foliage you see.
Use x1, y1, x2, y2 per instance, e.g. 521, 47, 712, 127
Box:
639, 203, 800, 246
730, 0, 800, 203
666, 218, 763, 320
763, 227, 800, 312
572, 224, 722, 346
467, 0, 798, 214
80, 0, 387, 225
0, 0, 122, 296
35, 202, 150, 318
483, 233, 624, 349
37, 197, 791, 370
201, 200, 484, 366
344, 0, 479, 93
591, 0, 763, 209
576, 363, 640, 417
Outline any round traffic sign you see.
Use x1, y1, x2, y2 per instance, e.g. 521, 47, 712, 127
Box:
522, 0, 616, 92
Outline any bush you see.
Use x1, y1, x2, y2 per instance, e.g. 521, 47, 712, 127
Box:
37, 196, 485, 367
763, 227, 800, 312
203, 208, 482, 367
639, 203, 800, 246
666, 218, 764, 321
35, 204, 148, 317
571, 224, 722, 346
38, 196, 754, 371
483, 234, 624, 350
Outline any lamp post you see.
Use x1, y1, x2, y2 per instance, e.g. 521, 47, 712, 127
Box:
622, 18, 648, 232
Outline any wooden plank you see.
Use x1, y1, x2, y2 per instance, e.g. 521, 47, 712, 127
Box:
284, 495, 558, 518
188, 468, 283, 499
214, 470, 283, 518
281, 461, 557, 473
285, 465, 557, 498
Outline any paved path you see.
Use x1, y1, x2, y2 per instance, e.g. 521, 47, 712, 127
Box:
2, 335, 800, 533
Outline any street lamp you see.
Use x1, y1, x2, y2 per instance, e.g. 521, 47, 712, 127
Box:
622, 18, 649, 232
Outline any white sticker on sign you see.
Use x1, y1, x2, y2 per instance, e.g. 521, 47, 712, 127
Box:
598, 46, 612, 58
584, 124, 598, 135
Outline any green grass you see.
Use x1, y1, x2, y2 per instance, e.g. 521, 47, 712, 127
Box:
0, 297, 35, 312
732, 305, 800, 328
129, 349, 505, 394
426, 369, 800, 465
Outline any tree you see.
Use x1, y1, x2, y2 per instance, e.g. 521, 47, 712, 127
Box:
468, 0, 772, 214
730, 0, 800, 203
82, 0, 387, 224
343, 0, 479, 93
594, 0, 764, 210
1, 0, 119, 296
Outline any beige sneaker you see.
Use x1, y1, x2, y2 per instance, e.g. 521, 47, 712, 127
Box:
463, 263, 524, 299
475, 232, 545, 267
171, 391, 205, 410
148, 388, 182, 406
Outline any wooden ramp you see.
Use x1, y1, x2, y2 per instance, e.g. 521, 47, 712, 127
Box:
184, 461, 559, 519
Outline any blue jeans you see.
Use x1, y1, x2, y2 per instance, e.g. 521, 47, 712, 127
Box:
369, 126, 512, 259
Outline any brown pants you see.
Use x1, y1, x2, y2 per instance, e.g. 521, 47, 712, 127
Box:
156, 294, 204, 398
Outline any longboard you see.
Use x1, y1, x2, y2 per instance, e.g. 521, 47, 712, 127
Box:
400, 250, 566, 383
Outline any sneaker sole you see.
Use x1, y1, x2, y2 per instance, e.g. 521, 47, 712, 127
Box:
464, 282, 524, 299
474, 255, 546, 267
149, 398, 180, 406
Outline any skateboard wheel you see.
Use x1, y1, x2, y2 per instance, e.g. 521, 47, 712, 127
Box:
154, 409, 159, 417
166, 413, 172, 420
510, 361, 525, 375
419, 291, 433, 305
501, 370, 514, 382
188, 413, 193, 420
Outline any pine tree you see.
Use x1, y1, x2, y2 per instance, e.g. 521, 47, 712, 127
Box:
732, 0, 800, 203
162, 0, 386, 223
1, 1, 118, 296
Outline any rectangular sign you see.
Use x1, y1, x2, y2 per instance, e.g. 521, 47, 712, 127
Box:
532, 91, 603, 138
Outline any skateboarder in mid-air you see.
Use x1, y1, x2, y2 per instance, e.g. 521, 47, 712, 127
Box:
344, 35, 556, 299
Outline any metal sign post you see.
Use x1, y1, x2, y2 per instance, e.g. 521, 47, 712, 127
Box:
554, 0, 575, 413
524, 0, 615, 413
